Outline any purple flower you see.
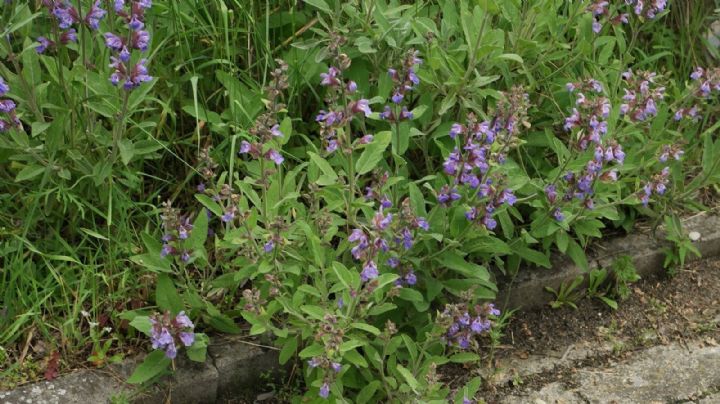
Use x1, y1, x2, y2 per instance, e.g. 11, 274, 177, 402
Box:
592, 19, 602, 33
408, 68, 420, 86
379, 105, 393, 120
128, 16, 144, 31
160, 243, 173, 257
353, 99, 372, 117
320, 67, 340, 87
372, 211, 393, 230
404, 271, 417, 286
400, 107, 413, 120
264, 240, 275, 253
326, 139, 338, 153
175, 311, 194, 328
470, 318, 490, 333
165, 341, 177, 359
36, 37, 53, 54
438, 186, 461, 206
349, 229, 366, 243
114, 0, 125, 12
265, 149, 284, 165
380, 195, 392, 209
401, 228, 413, 250
239, 140, 252, 153
416, 217, 429, 231
387, 257, 399, 268
104, 32, 125, 51
270, 124, 283, 138
197, 182, 206, 192
179, 332, 194, 347
181, 250, 190, 262
60, 29, 77, 44
84, 1, 107, 30
331, 362, 342, 372
690, 67, 704, 81
53, 7, 76, 29
221, 209, 235, 223
360, 260, 379, 282
138, 0, 152, 8
151, 327, 173, 349
498, 189, 517, 206
319, 382, 330, 399
0, 99, 14, 114
449, 123, 463, 139
308, 358, 320, 368
347, 81, 357, 93
553, 208, 565, 222
132, 30, 150, 51
545, 184, 557, 204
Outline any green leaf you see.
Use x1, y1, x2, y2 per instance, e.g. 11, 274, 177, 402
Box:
130, 253, 172, 273
350, 322, 381, 336
437, 251, 489, 279
566, 239, 588, 271
186, 210, 208, 252
304, 0, 331, 13
332, 261, 357, 290
155, 274, 183, 314
205, 304, 241, 334
513, 245, 551, 268
355, 131, 391, 175
307, 151, 338, 185
356, 381, 381, 404
497, 53, 524, 63
195, 194, 223, 217
449, 352, 480, 363
340, 339, 366, 352
127, 350, 171, 384
129, 316, 152, 336
299, 343, 325, 358
15, 165, 45, 182
186, 333, 209, 362
396, 365, 419, 391
279, 337, 298, 365
343, 349, 368, 368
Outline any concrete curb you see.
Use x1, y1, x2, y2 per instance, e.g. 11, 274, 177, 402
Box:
3, 213, 719, 403
0, 336, 280, 404
498, 212, 720, 311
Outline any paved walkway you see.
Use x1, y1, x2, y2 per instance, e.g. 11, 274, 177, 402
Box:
500, 340, 720, 403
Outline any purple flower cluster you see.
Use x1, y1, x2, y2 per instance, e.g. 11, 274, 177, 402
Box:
348, 198, 428, 284
587, 1, 629, 33
555, 142, 624, 212
41, 0, 106, 31
587, 0, 666, 34
239, 60, 289, 166
690, 67, 720, 97
307, 356, 342, 399
438, 302, 500, 349
640, 166, 670, 206
674, 67, 719, 121
315, 54, 373, 154
619, 69, 665, 122
149, 311, 195, 359
379, 49, 422, 122
0, 77, 21, 132
640, 143, 682, 206
627, 0, 668, 19
105, 0, 152, 90
442, 87, 529, 230
159, 201, 193, 262
564, 79, 611, 150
